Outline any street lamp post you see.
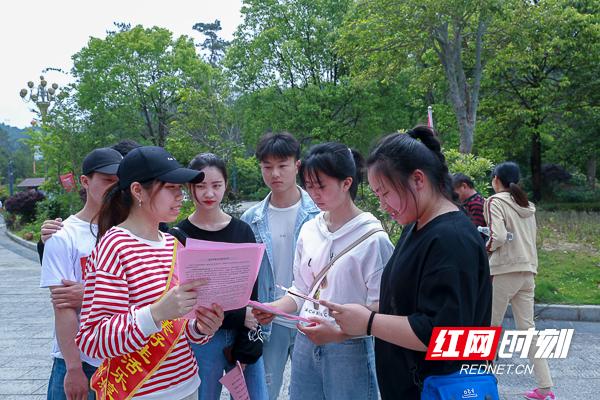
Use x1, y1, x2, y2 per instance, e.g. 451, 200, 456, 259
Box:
8, 160, 14, 196
19, 75, 59, 118
18, 75, 59, 179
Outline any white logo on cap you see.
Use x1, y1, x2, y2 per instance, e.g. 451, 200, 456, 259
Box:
167, 157, 174, 161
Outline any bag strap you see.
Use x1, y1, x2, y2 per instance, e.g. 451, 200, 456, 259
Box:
308, 227, 384, 294
170, 226, 189, 246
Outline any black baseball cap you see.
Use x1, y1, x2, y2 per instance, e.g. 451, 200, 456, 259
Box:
82, 147, 123, 175
117, 146, 204, 190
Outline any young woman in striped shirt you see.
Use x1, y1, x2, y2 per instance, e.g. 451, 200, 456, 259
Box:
76, 146, 225, 400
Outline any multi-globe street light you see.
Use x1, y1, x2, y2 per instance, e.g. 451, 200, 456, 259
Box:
17, 75, 59, 181
19, 75, 59, 118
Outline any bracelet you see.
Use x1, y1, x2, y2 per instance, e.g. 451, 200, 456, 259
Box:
366, 311, 376, 336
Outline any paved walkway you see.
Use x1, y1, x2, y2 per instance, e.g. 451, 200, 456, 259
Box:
0, 227, 597, 399
0, 228, 51, 399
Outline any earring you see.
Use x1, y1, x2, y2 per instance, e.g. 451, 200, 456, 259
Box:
138, 199, 142, 207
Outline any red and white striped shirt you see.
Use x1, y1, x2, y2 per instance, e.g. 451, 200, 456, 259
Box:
76, 227, 210, 399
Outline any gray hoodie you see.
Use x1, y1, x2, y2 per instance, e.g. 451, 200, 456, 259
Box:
483, 191, 538, 276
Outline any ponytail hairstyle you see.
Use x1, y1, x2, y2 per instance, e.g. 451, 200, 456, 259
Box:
95, 180, 164, 243
299, 142, 364, 200
492, 161, 529, 207
188, 153, 228, 204
367, 125, 457, 205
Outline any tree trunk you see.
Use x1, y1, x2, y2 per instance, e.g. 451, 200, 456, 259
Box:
433, 15, 486, 154
458, 117, 475, 154
157, 120, 167, 147
587, 154, 597, 190
530, 131, 542, 202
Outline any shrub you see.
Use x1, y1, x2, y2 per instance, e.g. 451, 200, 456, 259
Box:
552, 186, 600, 203
355, 184, 403, 243
0, 185, 9, 201
36, 191, 83, 222
4, 189, 45, 223
445, 149, 494, 197
542, 163, 572, 184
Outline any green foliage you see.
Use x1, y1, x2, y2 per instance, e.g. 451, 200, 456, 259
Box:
193, 20, 230, 66
175, 195, 196, 225
552, 187, 600, 204
480, 0, 600, 199
339, 0, 506, 152
8, 1, 597, 217
26, 90, 99, 180
35, 188, 83, 224
226, 0, 415, 151
164, 130, 207, 167
72, 24, 219, 147
230, 156, 268, 201
0, 185, 9, 200
355, 184, 402, 242
445, 149, 494, 197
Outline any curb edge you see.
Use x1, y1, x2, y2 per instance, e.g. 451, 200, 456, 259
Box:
5, 229, 37, 252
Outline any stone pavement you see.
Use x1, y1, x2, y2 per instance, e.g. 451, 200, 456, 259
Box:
0, 228, 51, 399
0, 227, 598, 400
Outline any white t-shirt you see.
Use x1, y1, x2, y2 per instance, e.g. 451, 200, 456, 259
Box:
40, 214, 102, 367
290, 212, 394, 322
268, 200, 300, 298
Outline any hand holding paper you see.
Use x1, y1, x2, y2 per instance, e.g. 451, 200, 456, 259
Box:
194, 304, 225, 335
175, 239, 264, 318
150, 279, 206, 323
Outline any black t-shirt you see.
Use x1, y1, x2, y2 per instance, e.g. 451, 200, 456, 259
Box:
175, 216, 255, 246
171, 217, 263, 364
173, 216, 260, 326
376, 211, 492, 400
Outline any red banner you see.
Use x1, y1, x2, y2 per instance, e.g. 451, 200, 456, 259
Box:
59, 172, 77, 192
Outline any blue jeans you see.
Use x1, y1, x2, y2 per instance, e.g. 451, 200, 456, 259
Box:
262, 324, 296, 400
47, 357, 97, 400
290, 333, 378, 400
191, 329, 268, 400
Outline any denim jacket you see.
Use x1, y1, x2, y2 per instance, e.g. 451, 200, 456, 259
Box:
241, 187, 319, 333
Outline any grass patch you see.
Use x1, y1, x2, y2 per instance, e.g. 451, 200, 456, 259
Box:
536, 249, 600, 305
14, 222, 41, 242
537, 210, 600, 249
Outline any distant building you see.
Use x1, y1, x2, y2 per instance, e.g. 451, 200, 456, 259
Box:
16, 178, 46, 190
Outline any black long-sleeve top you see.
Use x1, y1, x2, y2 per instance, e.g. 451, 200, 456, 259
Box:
376, 211, 492, 399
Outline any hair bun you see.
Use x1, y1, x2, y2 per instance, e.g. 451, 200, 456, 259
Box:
407, 126, 441, 153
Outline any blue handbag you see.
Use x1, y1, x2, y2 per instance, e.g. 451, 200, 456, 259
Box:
421, 370, 500, 400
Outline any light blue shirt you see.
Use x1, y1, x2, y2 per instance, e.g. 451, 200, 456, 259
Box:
241, 187, 319, 333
